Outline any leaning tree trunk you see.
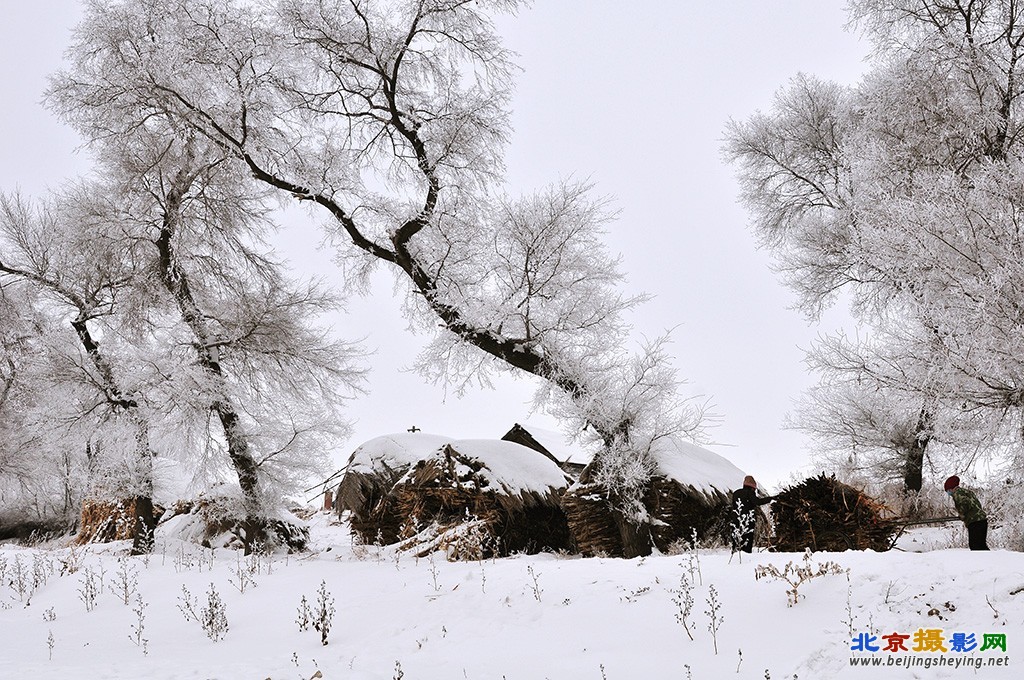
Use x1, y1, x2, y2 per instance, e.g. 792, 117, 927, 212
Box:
154, 166, 267, 553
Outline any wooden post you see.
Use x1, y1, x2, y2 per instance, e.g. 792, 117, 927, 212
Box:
323, 489, 333, 511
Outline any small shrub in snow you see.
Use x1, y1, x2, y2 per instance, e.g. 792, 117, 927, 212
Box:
177, 584, 199, 623
229, 553, 257, 593
46, 629, 55, 661
312, 580, 336, 646
177, 582, 229, 641
704, 584, 724, 655
57, 544, 87, 576
113, 557, 138, 605
173, 544, 196, 573
669, 572, 695, 641
296, 595, 312, 632
78, 566, 100, 612
199, 583, 229, 642
297, 581, 335, 645
129, 593, 149, 655
686, 530, 703, 585
42, 607, 56, 622
527, 565, 543, 602
754, 549, 846, 607
621, 585, 651, 603
427, 553, 441, 593
10, 555, 33, 603
32, 553, 53, 590
729, 500, 755, 563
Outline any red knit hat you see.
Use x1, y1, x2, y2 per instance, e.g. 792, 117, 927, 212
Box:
944, 475, 960, 491
743, 475, 757, 489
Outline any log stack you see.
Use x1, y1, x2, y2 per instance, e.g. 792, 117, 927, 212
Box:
771, 474, 897, 552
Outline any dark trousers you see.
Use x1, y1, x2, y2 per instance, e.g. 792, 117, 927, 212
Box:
967, 520, 989, 550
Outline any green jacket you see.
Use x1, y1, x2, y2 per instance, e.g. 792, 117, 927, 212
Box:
951, 486, 987, 525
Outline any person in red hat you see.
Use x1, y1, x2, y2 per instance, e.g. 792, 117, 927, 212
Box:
944, 475, 989, 550
731, 475, 774, 553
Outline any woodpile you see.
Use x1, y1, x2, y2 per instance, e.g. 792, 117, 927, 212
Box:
771, 474, 897, 552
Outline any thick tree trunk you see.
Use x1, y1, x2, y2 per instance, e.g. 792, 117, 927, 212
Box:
902, 410, 932, 494
155, 166, 268, 553
610, 508, 653, 558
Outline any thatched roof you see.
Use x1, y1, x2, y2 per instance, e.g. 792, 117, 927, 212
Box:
360, 439, 574, 556
396, 439, 572, 512
335, 432, 454, 517
564, 436, 748, 556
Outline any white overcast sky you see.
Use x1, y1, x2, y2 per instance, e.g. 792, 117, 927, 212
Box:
0, 1, 870, 489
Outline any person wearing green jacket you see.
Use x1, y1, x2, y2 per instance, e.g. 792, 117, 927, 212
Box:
944, 475, 989, 550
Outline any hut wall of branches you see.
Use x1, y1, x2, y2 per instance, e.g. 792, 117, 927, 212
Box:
332, 433, 455, 542
562, 477, 736, 556
771, 474, 897, 552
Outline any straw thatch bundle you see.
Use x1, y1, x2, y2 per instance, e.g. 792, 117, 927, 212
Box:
771, 474, 896, 552
645, 477, 735, 549
365, 441, 573, 557
76, 498, 152, 545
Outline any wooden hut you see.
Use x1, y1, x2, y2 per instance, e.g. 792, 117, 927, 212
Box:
562, 436, 749, 556
365, 439, 575, 558
333, 432, 454, 540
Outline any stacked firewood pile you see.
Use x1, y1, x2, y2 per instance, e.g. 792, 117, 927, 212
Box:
771, 474, 897, 552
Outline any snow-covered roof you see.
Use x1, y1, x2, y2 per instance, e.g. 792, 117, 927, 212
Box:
508, 421, 598, 466
649, 436, 746, 496
345, 432, 455, 475
403, 438, 571, 498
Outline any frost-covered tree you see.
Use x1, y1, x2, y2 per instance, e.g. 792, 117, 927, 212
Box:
1, 151, 366, 551
50, 0, 706, 555
0, 283, 83, 530
725, 0, 1024, 479
0, 189, 161, 551
107, 139, 367, 551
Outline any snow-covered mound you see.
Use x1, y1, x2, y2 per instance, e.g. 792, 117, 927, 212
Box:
344, 432, 455, 475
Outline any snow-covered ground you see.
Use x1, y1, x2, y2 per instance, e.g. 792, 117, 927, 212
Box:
1, 513, 1021, 680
